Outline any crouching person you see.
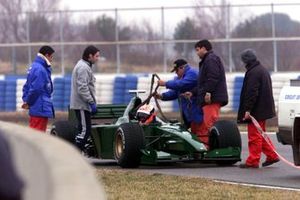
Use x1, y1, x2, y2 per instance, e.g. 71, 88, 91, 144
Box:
155, 59, 203, 133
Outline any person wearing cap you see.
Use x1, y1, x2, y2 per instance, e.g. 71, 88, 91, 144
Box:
183, 39, 228, 149
155, 59, 203, 131
70, 45, 100, 152
238, 49, 279, 168
22, 45, 55, 132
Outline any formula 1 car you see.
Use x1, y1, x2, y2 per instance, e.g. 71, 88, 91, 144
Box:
51, 74, 241, 168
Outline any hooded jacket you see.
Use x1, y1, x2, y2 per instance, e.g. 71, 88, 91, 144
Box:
237, 61, 276, 123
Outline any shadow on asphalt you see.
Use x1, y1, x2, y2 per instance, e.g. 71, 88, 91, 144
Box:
90, 158, 238, 170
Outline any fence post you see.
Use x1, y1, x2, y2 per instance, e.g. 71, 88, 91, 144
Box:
161, 7, 167, 73
59, 11, 65, 76
26, 12, 32, 67
271, 3, 278, 72
226, 4, 233, 72
115, 8, 121, 74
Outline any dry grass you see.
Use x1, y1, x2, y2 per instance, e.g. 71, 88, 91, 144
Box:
97, 169, 300, 200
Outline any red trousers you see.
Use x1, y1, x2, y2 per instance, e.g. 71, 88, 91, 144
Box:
246, 121, 278, 166
191, 103, 221, 148
29, 116, 48, 132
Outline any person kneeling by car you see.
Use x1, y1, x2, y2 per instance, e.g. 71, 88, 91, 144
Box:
155, 59, 203, 140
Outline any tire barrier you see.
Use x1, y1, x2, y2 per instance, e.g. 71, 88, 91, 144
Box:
232, 76, 244, 112
124, 75, 138, 103
63, 76, 72, 111
2, 72, 300, 113
0, 80, 5, 111
5, 79, 17, 111
0, 121, 106, 200
53, 77, 64, 111
113, 76, 126, 104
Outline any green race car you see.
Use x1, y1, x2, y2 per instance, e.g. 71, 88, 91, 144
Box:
51, 89, 241, 168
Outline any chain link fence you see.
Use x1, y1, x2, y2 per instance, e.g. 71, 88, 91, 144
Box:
1, 3, 300, 74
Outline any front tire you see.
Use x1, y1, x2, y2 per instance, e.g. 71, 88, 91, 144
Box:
114, 123, 145, 168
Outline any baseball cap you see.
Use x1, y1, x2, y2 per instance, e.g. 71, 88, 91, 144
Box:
171, 59, 187, 72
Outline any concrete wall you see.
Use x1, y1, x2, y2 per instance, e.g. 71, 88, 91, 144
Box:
0, 121, 106, 200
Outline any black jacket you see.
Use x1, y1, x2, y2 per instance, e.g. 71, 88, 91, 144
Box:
237, 61, 276, 123
194, 51, 228, 107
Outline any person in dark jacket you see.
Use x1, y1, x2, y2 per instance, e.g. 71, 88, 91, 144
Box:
22, 46, 55, 132
238, 49, 279, 168
155, 59, 203, 131
183, 40, 228, 149
0, 131, 24, 200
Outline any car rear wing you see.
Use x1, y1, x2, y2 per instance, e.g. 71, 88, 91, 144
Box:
68, 104, 128, 124
92, 104, 128, 119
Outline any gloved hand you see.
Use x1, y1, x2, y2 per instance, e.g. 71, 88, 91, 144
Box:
89, 103, 97, 115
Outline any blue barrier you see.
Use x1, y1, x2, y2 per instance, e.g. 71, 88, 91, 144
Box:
63, 77, 71, 111
233, 76, 244, 111
124, 75, 138, 103
4, 79, 16, 111
113, 76, 126, 104
53, 78, 64, 110
0, 81, 5, 111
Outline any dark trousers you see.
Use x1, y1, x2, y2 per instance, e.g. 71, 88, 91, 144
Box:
74, 109, 91, 151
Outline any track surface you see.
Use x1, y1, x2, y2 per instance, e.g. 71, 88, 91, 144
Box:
93, 134, 300, 189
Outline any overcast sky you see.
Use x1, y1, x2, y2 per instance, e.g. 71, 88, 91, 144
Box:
59, 0, 300, 10
59, 0, 300, 35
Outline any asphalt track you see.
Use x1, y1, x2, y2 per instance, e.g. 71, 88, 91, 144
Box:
92, 133, 300, 190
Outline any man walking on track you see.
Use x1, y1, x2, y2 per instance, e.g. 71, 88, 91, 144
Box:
238, 49, 280, 168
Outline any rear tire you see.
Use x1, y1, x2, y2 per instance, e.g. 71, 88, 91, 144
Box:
50, 121, 76, 143
114, 123, 145, 168
209, 120, 241, 149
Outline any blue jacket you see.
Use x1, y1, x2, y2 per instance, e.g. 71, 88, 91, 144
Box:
22, 56, 54, 118
162, 65, 203, 126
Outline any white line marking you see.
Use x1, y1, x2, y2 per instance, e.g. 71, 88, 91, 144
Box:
214, 180, 300, 192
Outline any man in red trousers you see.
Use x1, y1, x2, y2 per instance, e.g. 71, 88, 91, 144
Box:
238, 49, 280, 168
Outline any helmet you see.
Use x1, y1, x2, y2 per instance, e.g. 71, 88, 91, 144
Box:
136, 104, 156, 125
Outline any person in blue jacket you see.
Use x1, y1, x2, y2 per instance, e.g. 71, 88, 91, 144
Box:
22, 46, 55, 132
155, 59, 203, 132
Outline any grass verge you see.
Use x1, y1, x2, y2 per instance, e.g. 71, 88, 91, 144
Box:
97, 169, 299, 200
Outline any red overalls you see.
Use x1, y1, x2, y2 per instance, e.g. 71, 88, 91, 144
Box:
245, 120, 279, 167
